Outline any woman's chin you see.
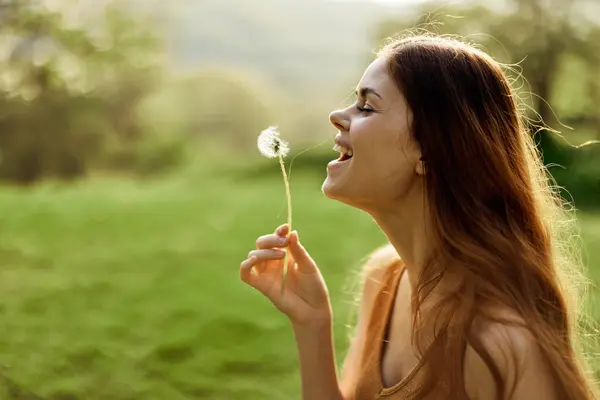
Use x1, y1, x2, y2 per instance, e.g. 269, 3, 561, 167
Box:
321, 177, 350, 203
321, 176, 333, 199
321, 176, 338, 199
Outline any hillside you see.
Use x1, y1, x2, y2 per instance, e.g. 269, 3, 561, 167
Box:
149, 0, 413, 95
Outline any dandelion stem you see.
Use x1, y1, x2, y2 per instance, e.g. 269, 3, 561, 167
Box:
278, 153, 292, 295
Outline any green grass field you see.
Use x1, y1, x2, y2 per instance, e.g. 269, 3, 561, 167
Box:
0, 160, 598, 399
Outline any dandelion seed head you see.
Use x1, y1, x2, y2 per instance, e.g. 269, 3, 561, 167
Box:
257, 126, 290, 158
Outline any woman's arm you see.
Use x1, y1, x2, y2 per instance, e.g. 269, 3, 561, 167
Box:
465, 321, 561, 400
292, 316, 345, 400
293, 245, 398, 400
240, 226, 341, 399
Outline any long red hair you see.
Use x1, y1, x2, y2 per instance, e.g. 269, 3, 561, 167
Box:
359, 34, 599, 399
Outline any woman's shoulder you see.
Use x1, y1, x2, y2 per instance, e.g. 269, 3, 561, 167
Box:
361, 243, 402, 283
357, 243, 403, 306
465, 310, 559, 399
365, 243, 401, 267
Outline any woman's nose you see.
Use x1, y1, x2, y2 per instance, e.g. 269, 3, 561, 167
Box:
329, 109, 350, 132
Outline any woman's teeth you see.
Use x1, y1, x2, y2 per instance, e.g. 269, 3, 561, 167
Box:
333, 144, 353, 158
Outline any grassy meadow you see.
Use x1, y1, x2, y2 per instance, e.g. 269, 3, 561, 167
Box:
0, 150, 598, 399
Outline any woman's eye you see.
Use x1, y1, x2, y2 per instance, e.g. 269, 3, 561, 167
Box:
356, 104, 374, 113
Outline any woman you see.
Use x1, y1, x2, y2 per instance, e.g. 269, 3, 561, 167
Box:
239, 35, 598, 399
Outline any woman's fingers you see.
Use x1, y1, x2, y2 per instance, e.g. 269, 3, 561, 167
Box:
247, 248, 286, 261
276, 224, 290, 237
286, 231, 317, 274
241, 225, 297, 289
255, 224, 290, 250
256, 233, 289, 250
250, 229, 315, 274
240, 249, 286, 282
240, 256, 257, 283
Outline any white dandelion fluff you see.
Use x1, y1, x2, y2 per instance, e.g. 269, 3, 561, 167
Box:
257, 126, 292, 295
257, 126, 290, 158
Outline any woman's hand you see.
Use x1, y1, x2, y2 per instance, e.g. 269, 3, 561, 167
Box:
240, 224, 331, 326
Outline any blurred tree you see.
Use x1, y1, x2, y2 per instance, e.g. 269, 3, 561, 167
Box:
0, 0, 164, 183
137, 68, 275, 153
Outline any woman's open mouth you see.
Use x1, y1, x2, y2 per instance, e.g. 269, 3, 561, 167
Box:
333, 144, 353, 162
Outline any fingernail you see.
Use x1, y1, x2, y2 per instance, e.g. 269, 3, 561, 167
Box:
278, 237, 287, 245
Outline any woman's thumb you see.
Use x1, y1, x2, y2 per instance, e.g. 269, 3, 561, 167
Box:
287, 231, 317, 273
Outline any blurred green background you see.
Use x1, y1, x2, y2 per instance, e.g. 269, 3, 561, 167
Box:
0, 0, 599, 398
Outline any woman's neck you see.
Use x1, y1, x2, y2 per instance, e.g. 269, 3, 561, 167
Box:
369, 189, 434, 291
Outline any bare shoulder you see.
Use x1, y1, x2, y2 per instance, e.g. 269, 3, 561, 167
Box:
364, 242, 401, 267
353, 243, 401, 322
361, 243, 401, 289
465, 310, 559, 400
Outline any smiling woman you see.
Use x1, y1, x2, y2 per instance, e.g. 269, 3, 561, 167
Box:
239, 34, 599, 400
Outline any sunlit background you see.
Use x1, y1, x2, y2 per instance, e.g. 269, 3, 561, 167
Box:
0, 0, 599, 398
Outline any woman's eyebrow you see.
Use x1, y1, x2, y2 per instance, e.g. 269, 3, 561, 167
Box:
355, 86, 383, 100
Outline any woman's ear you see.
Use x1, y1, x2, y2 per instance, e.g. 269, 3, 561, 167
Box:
415, 156, 426, 176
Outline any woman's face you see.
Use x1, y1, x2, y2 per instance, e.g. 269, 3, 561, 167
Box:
322, 57, 424, 213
